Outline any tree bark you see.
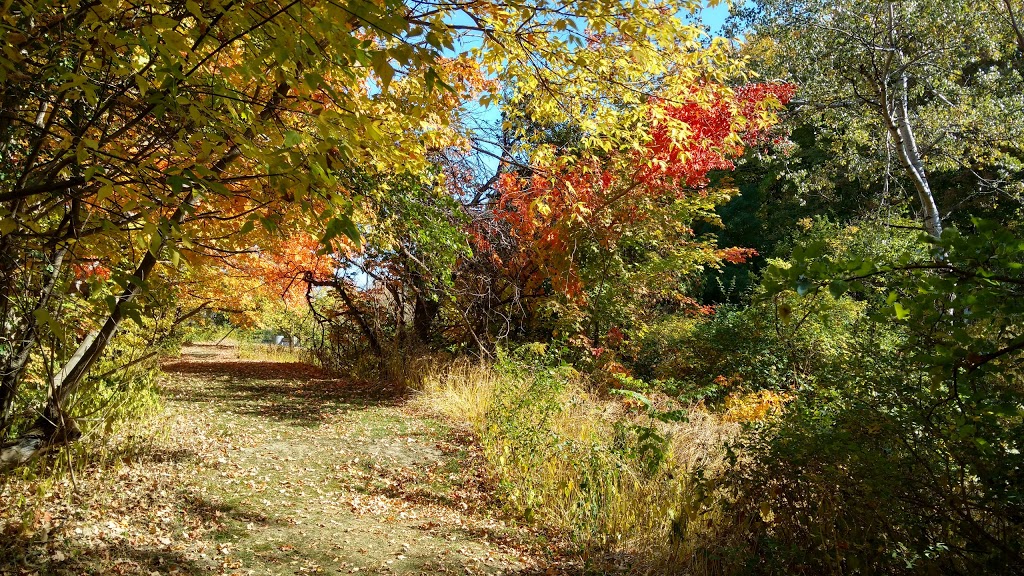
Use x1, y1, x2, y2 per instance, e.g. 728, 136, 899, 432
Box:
887, 73, 943, 239
0, 246, 69, 440
413, 290, 439, 345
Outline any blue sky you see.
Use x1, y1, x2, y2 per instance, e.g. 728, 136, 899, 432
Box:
698, 1, 733, 35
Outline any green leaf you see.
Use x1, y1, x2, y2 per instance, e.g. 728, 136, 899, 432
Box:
167, 174, 188, 193
320, 214, 361, 251
149, 232, 163, 257
151, 14, 178, 29
185, 0, 203, 19
371, 50, 394, 91
0, 217, 17, 236
610, 388, 653, 410
135, 75, 148, 97
33, 308, 60, 336
97, 183, 114, 203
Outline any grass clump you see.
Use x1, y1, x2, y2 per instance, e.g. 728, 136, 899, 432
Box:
236, 341, 307, 363
415, 345, 741, 573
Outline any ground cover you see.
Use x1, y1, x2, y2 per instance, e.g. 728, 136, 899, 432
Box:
0, 345, 575, 576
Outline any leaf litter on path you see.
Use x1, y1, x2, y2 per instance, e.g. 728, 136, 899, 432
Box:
1, 344, 580, 576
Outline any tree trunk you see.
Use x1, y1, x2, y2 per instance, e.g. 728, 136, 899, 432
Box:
0, 246, 69, 439
888, 73, 943, 239
412, 287, 439, 345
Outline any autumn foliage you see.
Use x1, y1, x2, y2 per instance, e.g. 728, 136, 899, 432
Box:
490, 83, 795, 301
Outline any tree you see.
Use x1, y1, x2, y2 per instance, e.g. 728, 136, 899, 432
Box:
485, 83, 794, 347
722, 3, 1024, 569
0, 0, 755, 468
739, 0, 1024, 237
0, 0, 483, 467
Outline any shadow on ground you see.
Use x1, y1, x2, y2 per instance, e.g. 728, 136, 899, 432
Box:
161, 358, 408, 426
0, 542, 207, 576
161, 359, 327, 381
0, 491, 276, 576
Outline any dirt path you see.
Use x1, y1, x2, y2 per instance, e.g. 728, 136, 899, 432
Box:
0, 345, 561, 576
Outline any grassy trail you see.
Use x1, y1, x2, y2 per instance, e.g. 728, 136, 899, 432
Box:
0, 344, 558, 575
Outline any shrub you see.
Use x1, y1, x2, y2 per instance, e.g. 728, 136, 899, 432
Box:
629, 289, 870, 405
700, 219, 1024, 575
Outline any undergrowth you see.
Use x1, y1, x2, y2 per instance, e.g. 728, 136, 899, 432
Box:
414, 346, 743, 573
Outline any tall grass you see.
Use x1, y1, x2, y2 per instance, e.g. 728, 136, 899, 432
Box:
236, 341, 307, 363
415, 357, 743, 573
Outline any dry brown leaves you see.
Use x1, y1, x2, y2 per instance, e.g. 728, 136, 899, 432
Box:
0, 345, 584, 576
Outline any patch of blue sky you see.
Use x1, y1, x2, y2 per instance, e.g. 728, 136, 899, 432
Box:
452, 1, 744, 177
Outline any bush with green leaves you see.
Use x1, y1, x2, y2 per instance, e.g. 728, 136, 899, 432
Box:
628, 309, 789, 403
629, 223, 886, 405
7, 313, 166, 451
705, 218, 1024, 574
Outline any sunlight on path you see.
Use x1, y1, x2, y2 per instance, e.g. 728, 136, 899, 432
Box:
156, 344, 542, 575
0, 344, 562, 576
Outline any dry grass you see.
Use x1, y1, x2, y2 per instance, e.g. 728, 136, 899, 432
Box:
414, 359, 743, 574
413, 359, 499, 430
235, 341, 306, 363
